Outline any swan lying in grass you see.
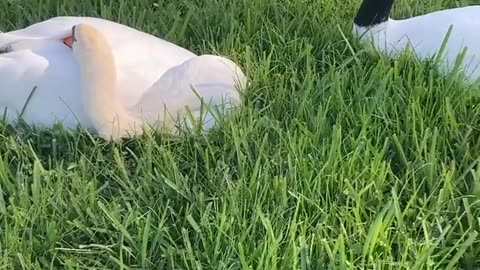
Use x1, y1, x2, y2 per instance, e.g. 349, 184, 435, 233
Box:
72, 23, 246, 141
353, 0, 480, 81
0, 17, 244, 138
0, 17, 246, 139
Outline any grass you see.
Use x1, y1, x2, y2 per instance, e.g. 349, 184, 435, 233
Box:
1, 0, 480, 268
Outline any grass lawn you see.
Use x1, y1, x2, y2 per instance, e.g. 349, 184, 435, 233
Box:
1, 0, 480, 268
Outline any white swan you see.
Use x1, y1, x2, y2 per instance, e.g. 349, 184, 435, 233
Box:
72, 23, 246, 141
353, 0, 480, 81
0, 16, 196, 129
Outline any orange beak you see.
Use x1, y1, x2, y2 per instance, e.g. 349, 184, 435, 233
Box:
63, 36, 73, 48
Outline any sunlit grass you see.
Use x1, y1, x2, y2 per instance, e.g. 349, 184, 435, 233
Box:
1, 0, 480, 268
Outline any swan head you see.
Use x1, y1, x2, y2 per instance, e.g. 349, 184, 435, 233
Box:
71, 23, 116, 88
71, 24, 111, 56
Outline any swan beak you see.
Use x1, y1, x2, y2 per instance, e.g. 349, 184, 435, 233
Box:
63, 25, 77, 49
63, 36, 73, 48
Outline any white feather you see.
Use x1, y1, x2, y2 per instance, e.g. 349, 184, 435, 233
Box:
353, 4, 480, 81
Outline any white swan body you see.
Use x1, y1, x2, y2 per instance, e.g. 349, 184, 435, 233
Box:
353, 1, 480, 81
0, 17, 196, 129
72, 24, 246, 141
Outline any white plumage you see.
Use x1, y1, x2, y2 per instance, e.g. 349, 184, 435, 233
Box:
353, 1, 480, 81
1, 16, 240, 131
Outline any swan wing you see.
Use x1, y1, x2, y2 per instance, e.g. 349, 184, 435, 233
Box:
133, 55, 245, 123
0, 41, 90, 128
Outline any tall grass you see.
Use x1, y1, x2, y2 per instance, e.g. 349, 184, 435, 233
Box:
1, 0, 480, 268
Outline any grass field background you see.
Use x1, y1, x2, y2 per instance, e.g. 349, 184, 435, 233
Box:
1, 0, 480, 268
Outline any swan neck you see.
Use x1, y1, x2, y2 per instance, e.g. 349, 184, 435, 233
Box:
73, 32, 139, 139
